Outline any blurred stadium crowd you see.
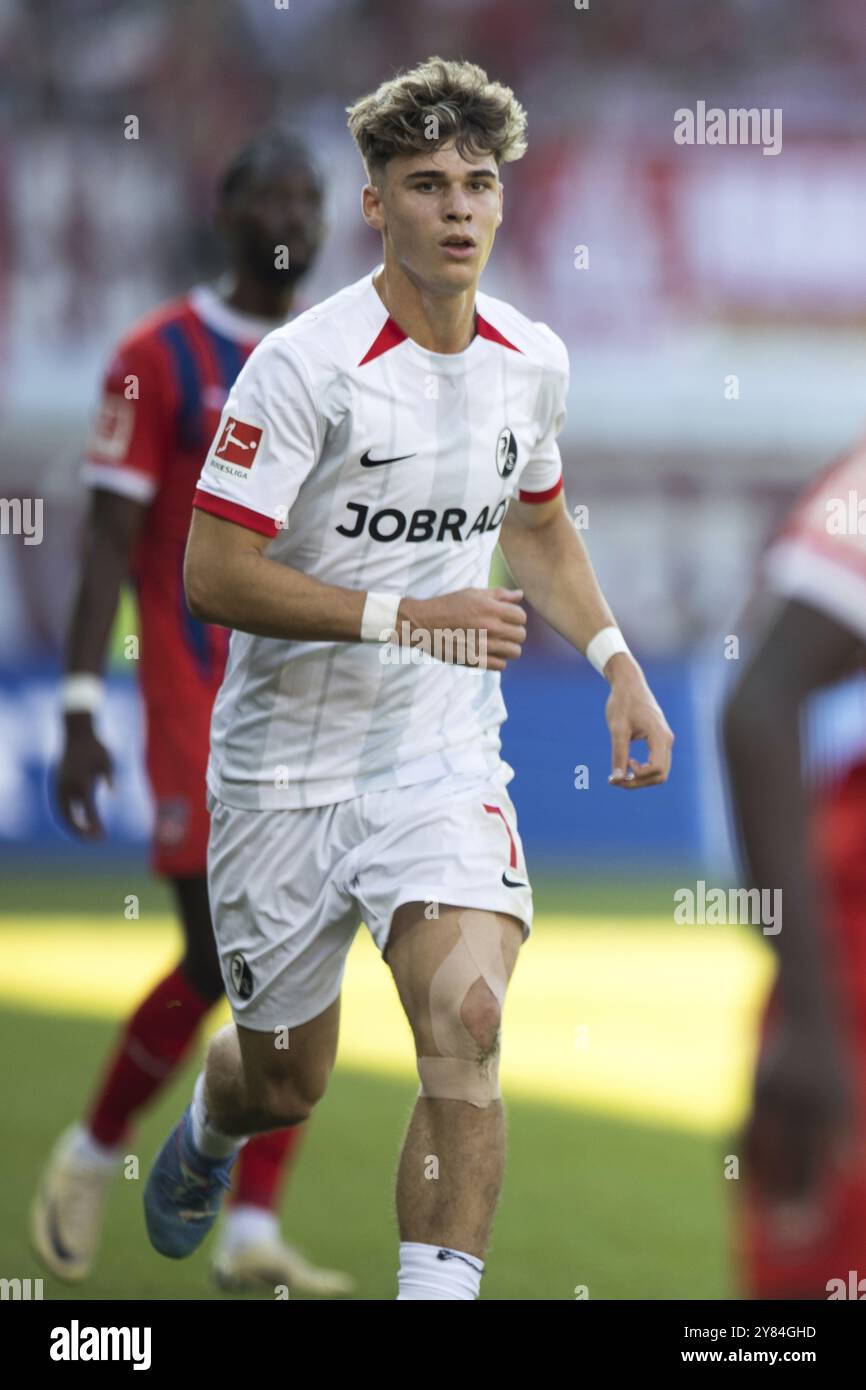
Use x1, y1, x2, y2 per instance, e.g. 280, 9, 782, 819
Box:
4, 0, 866, 663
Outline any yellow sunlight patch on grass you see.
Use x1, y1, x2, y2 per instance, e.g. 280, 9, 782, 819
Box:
0, 913, 771, 1134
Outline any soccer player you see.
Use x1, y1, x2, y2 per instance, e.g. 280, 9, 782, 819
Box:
32, 131, 352, 1296
143, 58, 674, 1301
724, 445, 866, 1299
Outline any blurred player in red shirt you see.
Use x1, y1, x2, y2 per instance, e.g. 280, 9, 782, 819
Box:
31, 130, 352, 1296
724, 444, 866, 1299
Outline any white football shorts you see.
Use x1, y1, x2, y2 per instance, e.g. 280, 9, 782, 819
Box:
206, 764, 533, 1031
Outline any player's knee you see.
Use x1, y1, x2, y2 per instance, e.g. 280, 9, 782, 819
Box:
260, 1085, 312, 1127
256, 1066, 328, 1127
459, 979, 502, 1057
413, 977, 503, 1109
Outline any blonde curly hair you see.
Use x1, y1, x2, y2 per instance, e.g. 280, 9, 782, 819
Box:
346, 56, 528, 179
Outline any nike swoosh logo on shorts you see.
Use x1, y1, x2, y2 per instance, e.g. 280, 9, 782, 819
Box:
360, 449, 417, 467
501, 871, 528, 889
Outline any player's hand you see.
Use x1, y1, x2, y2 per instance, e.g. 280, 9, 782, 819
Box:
604, 659, 674, 787
398, 587, 527, 671
741, 1013, 857, 1220
56, 714, 114, 838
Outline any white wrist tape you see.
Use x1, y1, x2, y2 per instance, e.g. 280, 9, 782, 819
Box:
360, 591, 401, 643
586, 626, 630, 675
61, 673, 104, 713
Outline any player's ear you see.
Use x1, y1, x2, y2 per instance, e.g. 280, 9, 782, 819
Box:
361, 183, 385, 234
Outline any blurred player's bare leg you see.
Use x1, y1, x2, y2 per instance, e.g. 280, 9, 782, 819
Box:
385, 903, 523, 1296
32, 873, 226, 1281
200, 996, 342, 1139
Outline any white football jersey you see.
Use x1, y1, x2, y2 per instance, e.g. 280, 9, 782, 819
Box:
193, 264, 569, 809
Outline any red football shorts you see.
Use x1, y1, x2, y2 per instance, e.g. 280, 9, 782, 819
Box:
143, 695, 213, 878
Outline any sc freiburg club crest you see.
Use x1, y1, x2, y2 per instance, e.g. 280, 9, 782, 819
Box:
230, 953, 254, 999
496, 427, 518, 478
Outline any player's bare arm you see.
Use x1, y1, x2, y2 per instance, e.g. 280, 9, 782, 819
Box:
500, 490, 675, 787
723, 596, 863, 1199
724, 596, 862, 1013
57, 489, 147, 837
185, 507, 527, 671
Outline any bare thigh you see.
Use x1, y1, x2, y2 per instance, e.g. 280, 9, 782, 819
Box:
385, 901, 524, 1053
234, 994, 342, 1115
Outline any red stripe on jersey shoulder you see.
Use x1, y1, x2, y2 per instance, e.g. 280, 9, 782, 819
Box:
193, 488, 279, 537
359, 316, 408, 366
112, 295, 196, 357
475, 313, 522, 352
518, 475, 564, 504
358, 309, 523, 365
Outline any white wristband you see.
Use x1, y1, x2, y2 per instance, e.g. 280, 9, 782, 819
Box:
360, 591, 401, 643
585, 626, 630, 675
61, 673, 104, 714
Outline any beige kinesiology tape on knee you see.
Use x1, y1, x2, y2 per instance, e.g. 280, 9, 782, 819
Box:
416, 909, 510, 1109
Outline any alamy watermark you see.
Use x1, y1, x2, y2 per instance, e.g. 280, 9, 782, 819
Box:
0, 497, 43, 545
674, 880, 781, 934
674, 102, 782, 157
49, 1321, 151, 1370
826, 491, 866, 535
378, 622, 488, 667
1, 1276, 43, 1299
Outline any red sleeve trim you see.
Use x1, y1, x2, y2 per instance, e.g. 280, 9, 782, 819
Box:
518, 474, 563, 504
193, 488, 279, 537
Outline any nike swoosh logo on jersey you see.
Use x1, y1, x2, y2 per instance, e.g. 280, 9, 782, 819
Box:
501, 871, 528, 889
360, 449, 417, 467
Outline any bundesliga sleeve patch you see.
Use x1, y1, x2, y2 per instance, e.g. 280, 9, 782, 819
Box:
213, 417, 263, 468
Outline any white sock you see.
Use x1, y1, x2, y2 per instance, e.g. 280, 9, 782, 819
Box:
221, 1203, 280, 1254
396, 1241, 484, 1300
190, 1071, 247, 1160
68, 1124, 123, 1172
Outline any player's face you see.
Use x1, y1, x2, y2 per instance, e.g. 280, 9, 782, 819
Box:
222, 161, 325, 285
370, 142, 503, 295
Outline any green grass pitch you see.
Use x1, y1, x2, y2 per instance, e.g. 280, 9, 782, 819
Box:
0, 870, 768, 1300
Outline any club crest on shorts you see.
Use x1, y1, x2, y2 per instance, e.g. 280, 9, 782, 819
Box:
495, 427, 518, 478
230, 953, 254, 999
